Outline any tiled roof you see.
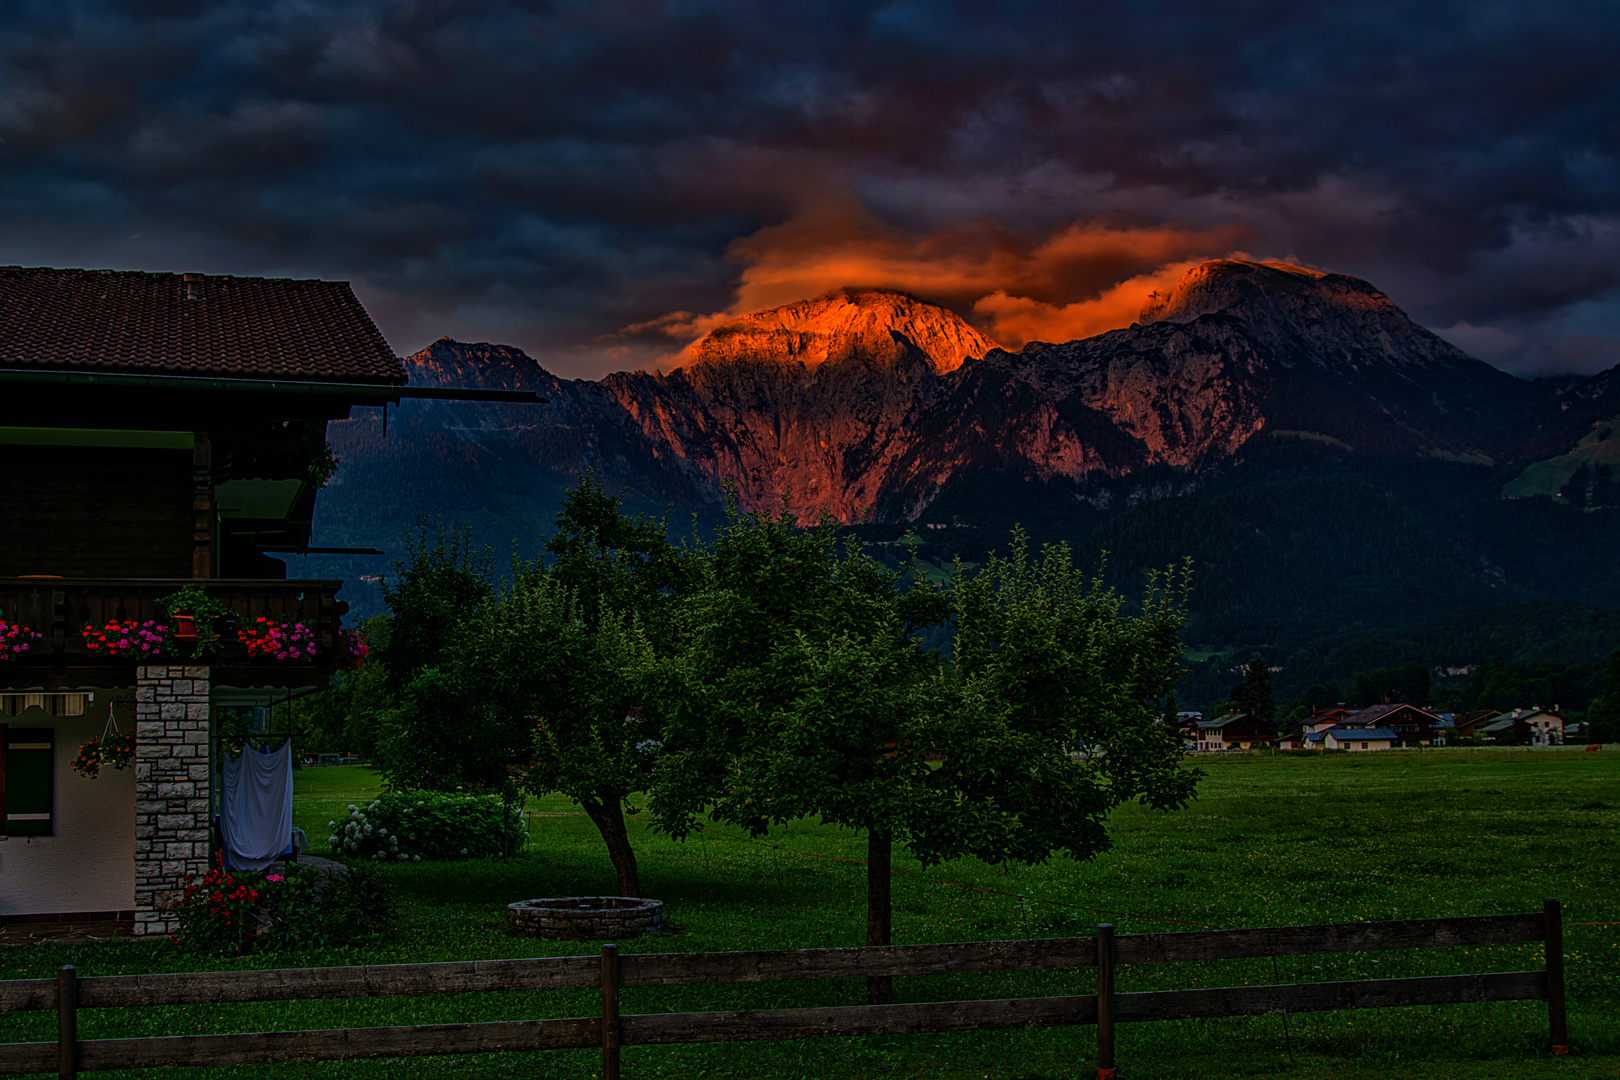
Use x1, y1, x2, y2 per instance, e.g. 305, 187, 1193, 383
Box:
1199, 712, 1254, 730
1327, 727, 1397, 741
0, 266, 405, 384
1343, 703, 1439, 727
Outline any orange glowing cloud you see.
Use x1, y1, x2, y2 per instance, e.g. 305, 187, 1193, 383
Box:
971, 260, 1212, 346
721, 199, 1250, 348
616, 194, 1255, 359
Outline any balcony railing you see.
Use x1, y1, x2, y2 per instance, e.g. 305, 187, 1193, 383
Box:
0, 578, 349, 678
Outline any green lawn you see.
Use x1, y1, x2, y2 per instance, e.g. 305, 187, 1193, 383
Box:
4, 750, 1618, 1079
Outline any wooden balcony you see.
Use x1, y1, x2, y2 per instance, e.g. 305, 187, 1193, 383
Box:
0, 578, 350, 690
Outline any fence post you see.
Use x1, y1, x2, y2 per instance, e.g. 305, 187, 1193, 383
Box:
1096, 925, 1116, 1080
1544, 898, 1567, 1055
56, 965, 78, 1080
601, 943, 621, 1080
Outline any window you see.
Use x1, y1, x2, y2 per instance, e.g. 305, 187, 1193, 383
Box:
1, 725, 54, 836
1361, 742, 1368, 749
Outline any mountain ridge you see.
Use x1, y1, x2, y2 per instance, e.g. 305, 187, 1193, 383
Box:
301, 259, 1620, 704
374, 259, 1587, 524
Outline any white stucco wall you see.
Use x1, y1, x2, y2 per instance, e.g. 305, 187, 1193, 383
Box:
0, 690, 138, 916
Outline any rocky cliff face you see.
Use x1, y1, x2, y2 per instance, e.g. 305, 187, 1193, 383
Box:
683, 287, 999, 374
593, 289, 999, 520
330, 260, 1562, 528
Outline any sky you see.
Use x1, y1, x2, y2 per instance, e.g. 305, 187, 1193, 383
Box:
3, 1, 1619, 380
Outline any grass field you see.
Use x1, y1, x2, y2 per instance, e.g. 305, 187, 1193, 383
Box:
4, 749, 1618, 1079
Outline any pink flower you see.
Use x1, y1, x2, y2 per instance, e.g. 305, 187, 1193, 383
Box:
265, 874, 284, 883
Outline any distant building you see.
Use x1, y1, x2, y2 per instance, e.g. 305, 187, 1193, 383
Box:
1322, 727, 1398, 752
1482, 707, 1564, 746
1452, 709, 1499, 741
1194, 712, 1275, 751
1338, 703, 1444, 747
1304, 707, 1352, 734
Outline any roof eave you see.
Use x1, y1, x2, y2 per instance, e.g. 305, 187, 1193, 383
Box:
0, 368, 545, 404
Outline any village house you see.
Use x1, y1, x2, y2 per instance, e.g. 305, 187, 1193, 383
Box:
1320, 726, 1399, 752
1452, 709, 1499, 741
1483, 707, 1565, 746
0, 266, 536, 935
1193, 712, 1275, 751
1338, 703, 1444, 747
1303, 707, 1352, 733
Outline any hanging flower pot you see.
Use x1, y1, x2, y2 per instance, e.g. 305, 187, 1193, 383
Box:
173, 611, 198, 642
73, 731, 135, 778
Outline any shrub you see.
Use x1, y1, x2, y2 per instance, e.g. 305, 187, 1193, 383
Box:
171, 858, 398, 955
250, 868, 327, 952
327, 790, 527, 862
317, 862, 398, 945
172, 859, 263, 955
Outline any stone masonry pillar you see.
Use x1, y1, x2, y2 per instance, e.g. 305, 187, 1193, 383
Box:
134, 665, 212, 936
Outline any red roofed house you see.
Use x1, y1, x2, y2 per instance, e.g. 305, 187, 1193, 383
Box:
1338, 703, 1444, 747
0, 267, 536, 936
1304, 707, 1352, 734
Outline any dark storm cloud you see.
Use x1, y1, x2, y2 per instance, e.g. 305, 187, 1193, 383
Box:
1, 0, 1618, 377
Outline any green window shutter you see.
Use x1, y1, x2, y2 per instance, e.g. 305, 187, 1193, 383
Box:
2, 726, 53, 836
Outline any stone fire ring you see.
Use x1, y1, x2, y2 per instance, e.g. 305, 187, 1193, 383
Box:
507, 897, 664, 940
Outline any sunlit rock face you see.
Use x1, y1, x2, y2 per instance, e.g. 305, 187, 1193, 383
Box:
1140, 259, 1479, 372
597, 289, 1000, 521
683, 288, 999, 374
354, 261, 1551, 526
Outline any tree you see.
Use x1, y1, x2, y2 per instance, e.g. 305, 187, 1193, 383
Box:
454, 474, 689, 896
1298, 682, 1342, 712
1589, 647, 1620, 743
372, 527, 519, 791
371, 478, 691, 891
1233, 653, 1275, 725
378, 525, 494, 695
1351, 663, 1429, 708
286, 614, 394, 758
650, 513, 1198, 1002
374, 666, 525, 791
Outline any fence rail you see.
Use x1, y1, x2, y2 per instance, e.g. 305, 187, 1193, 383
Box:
0, 901, 1570, 1079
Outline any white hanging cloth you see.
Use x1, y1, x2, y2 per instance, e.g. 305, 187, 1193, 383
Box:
220, 741, 293, 871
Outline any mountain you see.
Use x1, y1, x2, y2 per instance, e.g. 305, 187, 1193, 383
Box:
316, 259, 1567, 538
594, 288, 1001, 521
679, 287, 998, 373
298, 260, 1620, 705
528, 261, 1550, 523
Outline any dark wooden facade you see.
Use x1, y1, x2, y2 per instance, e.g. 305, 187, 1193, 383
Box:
0, 446, 194, 579
0, 268, 416, 692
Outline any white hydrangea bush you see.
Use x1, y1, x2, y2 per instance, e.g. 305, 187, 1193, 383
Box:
326, 790, 528, 862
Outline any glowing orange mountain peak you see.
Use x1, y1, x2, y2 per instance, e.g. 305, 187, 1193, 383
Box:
679, 287, 1001, 375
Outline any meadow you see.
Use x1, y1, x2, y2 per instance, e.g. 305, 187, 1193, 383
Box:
4, 749, 1617, 1079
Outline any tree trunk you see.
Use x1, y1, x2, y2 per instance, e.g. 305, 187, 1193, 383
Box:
866, 827, 893, 1003
580, 792, 642, 898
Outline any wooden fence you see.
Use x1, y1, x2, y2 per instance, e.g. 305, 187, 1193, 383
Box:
0, 901, 1568, 1079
